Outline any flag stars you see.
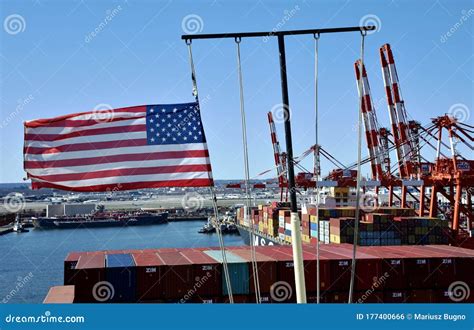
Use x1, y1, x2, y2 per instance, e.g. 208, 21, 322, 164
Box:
147, 103, 204, 145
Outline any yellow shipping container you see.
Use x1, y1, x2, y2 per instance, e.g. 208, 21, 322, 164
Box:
330, 234, 341, 244
258, 222, 264, 232
310, 215, 318, 223
302, 234, 311, 243
258, 204, 264, 210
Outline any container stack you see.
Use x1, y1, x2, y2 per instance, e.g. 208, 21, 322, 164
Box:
329, 213, 450, 246
61, 244, 474, 303
395, 216, 449, 245
236, 203, 448, 247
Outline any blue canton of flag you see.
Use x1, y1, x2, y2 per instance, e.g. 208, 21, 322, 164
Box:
146, 102, 206, 145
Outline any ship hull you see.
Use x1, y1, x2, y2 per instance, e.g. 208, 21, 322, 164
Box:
33, 213, 168, 229
237, 225, 280, 246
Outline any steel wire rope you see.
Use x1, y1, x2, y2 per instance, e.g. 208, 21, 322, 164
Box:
348, 31, 366, 303
186, 40, 234, 303
235, 37, 262, 303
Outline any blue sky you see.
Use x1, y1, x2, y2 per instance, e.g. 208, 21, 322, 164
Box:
0, 0, 472, 183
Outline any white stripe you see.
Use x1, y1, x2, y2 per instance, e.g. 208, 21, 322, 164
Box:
68, 111, 145, 121
26, 157, 210, 176
25, 132, 146, 148
32, 171, 210, 186
25, 143, 209, 161
25, 118, 146, 135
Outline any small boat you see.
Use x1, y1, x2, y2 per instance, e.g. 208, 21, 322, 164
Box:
12, 215, 28, 233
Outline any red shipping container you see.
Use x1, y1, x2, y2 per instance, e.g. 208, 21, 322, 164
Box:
384, 246, 432, 289
359, 246, 405, 290
321, 246, 381, 291
354, 290, 383, 303
133, 252, 164, 302
73, 254, 106, 303
411, 246, 456, 289
322, 291, 348, 303
255, 247, 296, 302
406, 290, 433, 303
383, 290, 408, 303
157, 252, 193, 300
64, 252, 81, 285
43, 285, 75, 304
180, 250, 222, 297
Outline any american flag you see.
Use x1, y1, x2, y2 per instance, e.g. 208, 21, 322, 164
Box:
23, 102, 214, 191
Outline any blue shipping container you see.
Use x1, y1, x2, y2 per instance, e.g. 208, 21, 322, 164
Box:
106, 253, 136, 303
204, 250, 249, 295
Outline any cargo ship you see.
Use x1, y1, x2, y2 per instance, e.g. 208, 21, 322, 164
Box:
33, 212, 168, 229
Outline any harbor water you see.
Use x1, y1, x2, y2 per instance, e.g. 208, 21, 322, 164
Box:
0, 221, 245, 303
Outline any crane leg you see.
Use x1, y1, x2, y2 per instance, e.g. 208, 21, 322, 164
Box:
419, 185, 425, 216
452, 182, 462, 232
429, 185, 438, 218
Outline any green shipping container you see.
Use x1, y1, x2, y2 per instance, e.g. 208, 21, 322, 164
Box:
204, 250, 249, 295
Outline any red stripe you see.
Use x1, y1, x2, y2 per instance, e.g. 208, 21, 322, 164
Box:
25, 106, 146, 128
28, 164, 212, 182
28, 116, 144, 128
24, 150, 209, 169
31, 179, 214, 192
25, 139, 147, 155
25, 125, 146, 142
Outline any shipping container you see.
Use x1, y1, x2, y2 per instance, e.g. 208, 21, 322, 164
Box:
204, 250, 249, 296
105, 253, 136, 303
231, 249, 277, 294
158, 251, 193, 300
383, 246, 432, 289
180, 250, 222, 297
64, 252, 81, 285
43, 285, 75, 304
73, 254, 106, 303
132, 252, 164, 302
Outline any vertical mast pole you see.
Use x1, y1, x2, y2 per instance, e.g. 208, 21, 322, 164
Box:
277, 34, 307, 303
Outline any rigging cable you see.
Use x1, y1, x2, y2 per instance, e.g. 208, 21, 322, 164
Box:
348, 30, 366, 303
313, 32, 321, 304
186, 39, 234, 303
235, 37, 262, 303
